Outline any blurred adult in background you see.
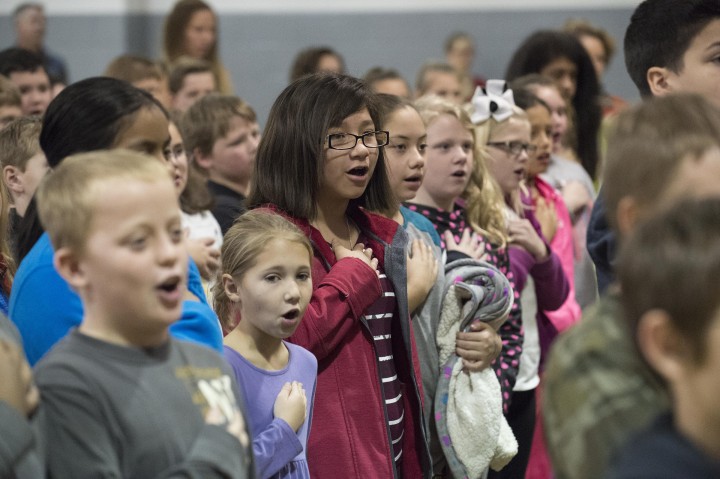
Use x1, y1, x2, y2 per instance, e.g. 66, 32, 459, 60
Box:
13, 2, 68, 95
163, 0, 233, 94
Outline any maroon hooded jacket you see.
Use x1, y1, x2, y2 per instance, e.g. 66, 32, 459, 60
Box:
261, 205, 431, 478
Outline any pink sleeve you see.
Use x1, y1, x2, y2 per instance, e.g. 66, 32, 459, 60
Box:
544, 185, 582, 333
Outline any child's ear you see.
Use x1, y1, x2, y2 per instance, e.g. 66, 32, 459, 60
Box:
615, 196, 639, 237
3, 165, 24, 195
636, 309, 690, 383
193, 147, 212, 170
647, 66, 673, 97
222, 273, 241, 303
54, 247, 89, 290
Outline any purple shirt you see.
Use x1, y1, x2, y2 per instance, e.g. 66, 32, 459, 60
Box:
224, 342, 317, 479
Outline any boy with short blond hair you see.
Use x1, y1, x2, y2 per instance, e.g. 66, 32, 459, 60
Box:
180, 94, 260, 233
103, 54, 170, 109
0, 117, 48, 220
0, 76, 22, 129
414, 61, 463, 104
34, 149, 254, 478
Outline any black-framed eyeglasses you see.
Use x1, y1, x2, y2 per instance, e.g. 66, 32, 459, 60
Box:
326, 131, 390, 150
487, 141, 537, 156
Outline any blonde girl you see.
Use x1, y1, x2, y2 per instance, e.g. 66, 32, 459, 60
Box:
470, 81, 570, 479
405, 95, 522, 416
215, 210, 317, 479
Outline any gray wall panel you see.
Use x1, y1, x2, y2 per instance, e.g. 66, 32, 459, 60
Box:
1, 8, 637, 125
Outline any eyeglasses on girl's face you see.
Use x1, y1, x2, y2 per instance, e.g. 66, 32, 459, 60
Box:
486, 140, 537, 157
326, 130, 390, 150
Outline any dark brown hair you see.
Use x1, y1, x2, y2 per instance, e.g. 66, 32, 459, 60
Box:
248, 72, 393, 220
289, 47, 345, 82
163, 0, 217, 63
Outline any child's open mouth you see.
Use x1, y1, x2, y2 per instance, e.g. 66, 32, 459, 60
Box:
157, 276, 182, 305
347, 166, 369, 177
404, 174, 423, 188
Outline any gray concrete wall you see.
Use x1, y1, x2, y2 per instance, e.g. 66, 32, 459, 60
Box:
0, 8, 637, 125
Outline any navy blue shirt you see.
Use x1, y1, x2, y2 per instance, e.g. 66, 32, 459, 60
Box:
607, 413, 720, 479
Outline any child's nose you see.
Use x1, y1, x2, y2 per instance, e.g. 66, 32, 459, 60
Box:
349, 138, 370, 158
157, 236, 181, 265
284, 281, 301, 302
518, 149, 529, 163
409, 148, 425, 169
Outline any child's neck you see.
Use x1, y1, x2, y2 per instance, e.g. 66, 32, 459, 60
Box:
379, 198, 403, 226
675, 389, 720, 460
312, 197, 357, 249
208, 173, 250, 197
78, 318, 169, 349
409, 190, 454, 212
224, 327, 289, 371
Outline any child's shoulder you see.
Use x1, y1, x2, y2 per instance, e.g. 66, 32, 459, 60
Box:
285, 341, 317, 369
37, 333, 226, 376
172, 337, 230, 367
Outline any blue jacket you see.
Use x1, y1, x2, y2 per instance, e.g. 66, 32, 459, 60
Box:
9, 233, 223, 365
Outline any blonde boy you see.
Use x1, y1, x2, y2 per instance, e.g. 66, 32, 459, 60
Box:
103, 54, 171, 109
414, 61, 463, 104
0, 117, 48, 218
34, 150, 254, 478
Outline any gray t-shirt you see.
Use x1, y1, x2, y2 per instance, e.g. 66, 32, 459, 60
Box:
35, 330, 255, 478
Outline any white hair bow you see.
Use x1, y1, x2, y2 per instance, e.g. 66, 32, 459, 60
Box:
469, 80, 515, 124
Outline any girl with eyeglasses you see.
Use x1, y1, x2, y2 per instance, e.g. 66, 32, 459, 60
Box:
469, 82, 570, 479
247, 72, 430, 478
510, 87, 582, 479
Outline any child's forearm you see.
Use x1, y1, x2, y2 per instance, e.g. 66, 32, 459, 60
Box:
251, 419, 303, 478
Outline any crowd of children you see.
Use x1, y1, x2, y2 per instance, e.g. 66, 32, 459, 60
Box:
0, 0, 719, 478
